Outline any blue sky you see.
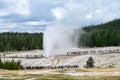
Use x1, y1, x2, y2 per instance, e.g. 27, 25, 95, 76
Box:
0, 0, 120, 33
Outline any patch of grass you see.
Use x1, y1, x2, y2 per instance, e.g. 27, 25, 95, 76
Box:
35, 74, 120, 80
35, 74, 77, 80
56, 68, 89, 73
76, 68, 120, 72
0, 78, 25, 80
56, 69, 70, 73
74, 68, 90, 72
73, 76, 120, 80
1, 68, 120, 80
0, 74, 41, 80
1, 73, 120, 80
23, 74, 42, 78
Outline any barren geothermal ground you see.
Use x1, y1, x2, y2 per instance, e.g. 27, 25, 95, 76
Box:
0, 49, 120, 80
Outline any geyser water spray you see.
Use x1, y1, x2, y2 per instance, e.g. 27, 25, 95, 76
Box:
43, 24, 85, 58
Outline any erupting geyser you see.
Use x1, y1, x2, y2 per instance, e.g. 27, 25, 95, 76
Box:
43, 24, 84, 57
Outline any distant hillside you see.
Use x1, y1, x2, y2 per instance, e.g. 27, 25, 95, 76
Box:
82, 18, 120, 47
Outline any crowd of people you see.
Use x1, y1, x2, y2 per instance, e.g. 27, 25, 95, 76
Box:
25, 65, 79, 70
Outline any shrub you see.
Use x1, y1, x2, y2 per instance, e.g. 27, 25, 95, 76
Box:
86, 56, 94, 68
0, 58, 23, 70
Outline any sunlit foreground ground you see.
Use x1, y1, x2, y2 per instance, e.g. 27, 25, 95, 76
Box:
0, 68, 120, 80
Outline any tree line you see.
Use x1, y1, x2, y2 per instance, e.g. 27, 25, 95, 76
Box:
0, 58, 23, 70
0, 32, 43, 52
82, 18, 120, 47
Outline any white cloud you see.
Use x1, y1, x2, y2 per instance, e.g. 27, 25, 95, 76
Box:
0, 23, 16, 29
23, 20, 52, 26
0, 0, 30, 16
51, 0, 120, 26
0, 9, 9, 17
0, 23, 45, 33
0, 0, 120, 32
0, 30, 10, 33
52, 7, 67, 20
96, 9, 102, 13
85, 12, 93, 19
13, 0, 30, 16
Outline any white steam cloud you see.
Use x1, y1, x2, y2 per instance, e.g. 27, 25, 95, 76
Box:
43, 24, 85, 57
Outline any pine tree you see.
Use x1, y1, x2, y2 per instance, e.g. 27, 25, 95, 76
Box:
86, 56, 94, 68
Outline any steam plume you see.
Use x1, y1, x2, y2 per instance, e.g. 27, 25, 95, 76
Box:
43, 24, 85, 57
